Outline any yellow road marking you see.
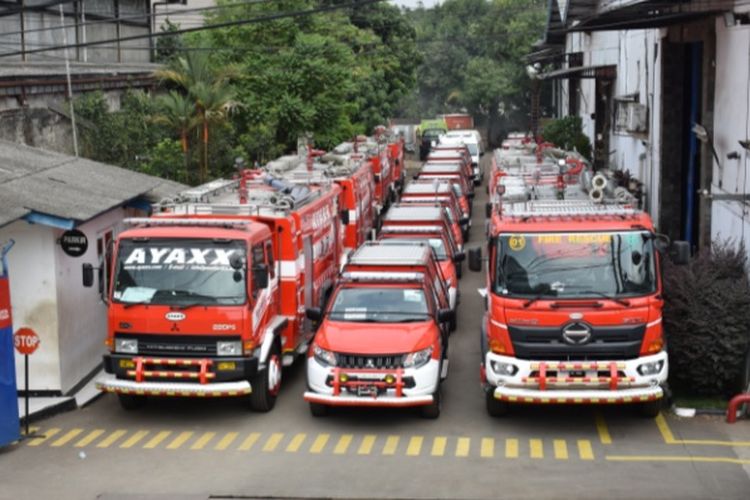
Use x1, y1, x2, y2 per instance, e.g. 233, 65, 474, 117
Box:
310, 433, 329, 454
655, 413, 750, 446
431, 436, 447, 456
120, 430, 149, 449
595, 410, 612, 445
286, 433, 306, 452
578, 440, 594, 460
383, 435, 399, 455
166, 431, 193, 450
333, 434, 353, 455
143, 431, 171, 449
191, 432, 216, 450
214, 432, 238, 451
238, 432, 260, 451
406, 436, 423, 456
51, 429, 83, 447
262, 433, 283, 452
96, 430, 127, 448
480, 438, 494, 458
27, 428, 60, 446
606, 455, 750, 465
530, 439, 544, 459
357, 435, 376, 455
655, 413, 677, 443
505, 438, 519, 458
22, 426, 40, 436
74, 429, 105, 448
553, 439, 568, 460
455, 437, 470, 457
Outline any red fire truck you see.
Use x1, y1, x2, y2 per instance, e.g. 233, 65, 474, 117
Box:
304, 242, 453, 418
401, 180, 470, 241
91, 174, 343, 411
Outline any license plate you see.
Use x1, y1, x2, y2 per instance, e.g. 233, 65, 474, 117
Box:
568, 371, 586, 378
357, 385, 377, 397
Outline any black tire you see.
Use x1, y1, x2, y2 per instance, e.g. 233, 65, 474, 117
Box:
117, 393, 146, 411
449, 307, 458, 332
456, 260, 463, 280
639, 398, 663, 418
486, 390, 509, 417
309, 402, 328, 417
420, 387, 441, 419
249, 342, 282, 412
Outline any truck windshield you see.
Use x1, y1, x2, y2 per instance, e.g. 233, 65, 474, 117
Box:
113, 238, 247, 306
493, 231, 657, 299
328, 287, 430, 323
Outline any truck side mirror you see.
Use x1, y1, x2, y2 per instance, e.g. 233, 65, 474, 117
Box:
459, 216, 470, 225
453, 252, 465, 263
82, 263, 94, 288
340, 210, 350, 225
669, 240, 690, 265
252, 263, 269, 289
306, 307, 322, 322
437, 308, 455, 323
485, 202, 492, 218
468, 247, 482, 272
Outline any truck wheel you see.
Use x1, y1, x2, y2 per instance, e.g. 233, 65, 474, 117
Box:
420, 387, 441, 419
486, 391, 509, 417
449, 308, 458, 333
309, 402, 328, 417
117, 394, 146, 411
639, 398, 663, 418
249, 343, 282, 412
456, 260, 463, 280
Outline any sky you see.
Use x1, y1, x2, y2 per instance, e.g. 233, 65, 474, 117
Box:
390, 0, 442, 8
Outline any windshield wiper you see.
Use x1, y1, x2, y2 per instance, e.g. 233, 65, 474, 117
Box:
123, 300, 150, 309
573, 290, 630, 307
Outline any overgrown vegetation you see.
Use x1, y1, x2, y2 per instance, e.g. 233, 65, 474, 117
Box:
541, 116, 592, 160
663, 242, 750, 397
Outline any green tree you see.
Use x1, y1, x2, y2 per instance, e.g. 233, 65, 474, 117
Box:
151, 91, 197, 182
154, 18, 184, 63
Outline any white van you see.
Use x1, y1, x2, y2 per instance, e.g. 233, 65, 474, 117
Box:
439, 130, 484, 185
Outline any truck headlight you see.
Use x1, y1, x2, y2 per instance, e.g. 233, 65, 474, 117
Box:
217, 340, 242, 357
115, 338, 138, 354
403, 347, 433, 369
313, 345, 337, 367
490, 361, 518, 376
637, 360, 664, 376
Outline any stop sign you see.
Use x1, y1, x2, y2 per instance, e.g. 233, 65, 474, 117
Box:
14, 327, 40, 355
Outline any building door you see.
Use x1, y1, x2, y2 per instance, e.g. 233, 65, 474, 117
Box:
594, 78, 613, 170
682, 42, 703, 247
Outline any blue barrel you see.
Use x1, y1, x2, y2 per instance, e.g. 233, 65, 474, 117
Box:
0, 241, 19, 447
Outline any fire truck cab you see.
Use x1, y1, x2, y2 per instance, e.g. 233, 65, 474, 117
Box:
402, 180, 470, 240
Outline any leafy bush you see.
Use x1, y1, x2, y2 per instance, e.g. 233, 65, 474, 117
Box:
663, 241, 750, 396
541, 116, 592, 160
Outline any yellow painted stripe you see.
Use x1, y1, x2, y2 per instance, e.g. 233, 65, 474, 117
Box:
594, 410, 612, 445
431, 436, 447, 456
166, 431, 194, 450
309, 433, 330, 454
406, 436, 423, 456
285, 433, 306, 452
214, 432, 238, 451
74, 429, 105, 448
553, 439, 568, 460
120, 430, 149, 449
97, 430, 127, 448
383, 435, 399, 455
678, 439, 750, 447
357, 435, 376, 455
530, 439, 544, 459
238, 432, 260, 451
51, 429, 83, 447
333, 434, 353, 455
578, 440, 594, 460
505, 438, 518, 458
27, 428, 60, 446
143, 431, 171, 449
22, 426, 40, 436
480, 438, 494, 458
455, 437, 470, 457
606, 455, 750, 465
191, 432, 216, 450
654, 413, 676, 444
262, 433, 283, 452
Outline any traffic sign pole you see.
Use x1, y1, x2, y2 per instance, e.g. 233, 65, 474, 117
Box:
13, 327, 40, 438
24, 354, 28, 436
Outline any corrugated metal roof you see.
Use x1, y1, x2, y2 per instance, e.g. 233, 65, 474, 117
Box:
0, 140, 186, 228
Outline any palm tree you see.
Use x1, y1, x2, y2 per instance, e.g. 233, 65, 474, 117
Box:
152, 91, 197, 182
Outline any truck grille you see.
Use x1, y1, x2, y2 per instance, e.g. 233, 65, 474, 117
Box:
116, 333, 238, 357
508, 324, 645, 361
336, 353, 404, 369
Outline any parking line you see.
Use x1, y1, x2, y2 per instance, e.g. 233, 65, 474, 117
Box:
606, 455, 750, 465
480, 438, 494, 458
383, 435, 399, 455
285, 433, 306, 452
578, 440, 594, 460
357, 435, 376, 455
310, 433, 329, 454
505, 438, 519, 458
334, 434, 353, 455
406, 436, 423, 456
191, 432, 216, 450
143, 431, 171, 449
455, 437, 470, 457
530, 439, 544, 459
262, 433, 283, 452
166, 431, 193, 450
655, 413, 750, 447
238, 432, 260, 451
553, 439, 568, 460
97, 430, 127, 448
431, 436, 447, 456
120, 430, 149, 449
74, 429, 105, 448
51, 429, 83, 447
594, 411, 612, 445
655, 413, 677, 444
27, 428, 60, 446
214, 432, 238, 451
